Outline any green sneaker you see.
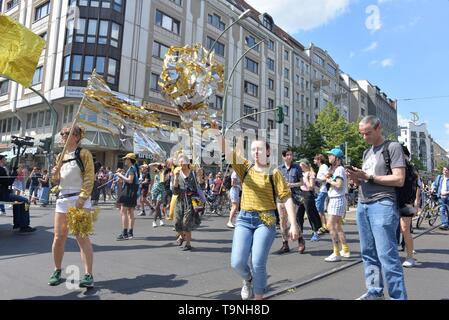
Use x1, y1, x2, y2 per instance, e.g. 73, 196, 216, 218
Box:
48, 269, 62, 286
79, 273, 94, 288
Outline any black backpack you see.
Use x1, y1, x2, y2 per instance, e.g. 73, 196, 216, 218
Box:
223, 175, 232, 190
61, 147, 85, 173
382, 141, 418, 208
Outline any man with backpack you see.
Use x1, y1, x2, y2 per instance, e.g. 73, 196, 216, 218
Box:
346, 115, 407, 300
431, 166, 449, 230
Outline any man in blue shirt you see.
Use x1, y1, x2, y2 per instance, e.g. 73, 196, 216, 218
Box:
431, 166, 449, 230
277, 150, 306, 254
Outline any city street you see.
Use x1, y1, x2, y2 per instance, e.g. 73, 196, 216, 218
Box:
0, 204, 448, 300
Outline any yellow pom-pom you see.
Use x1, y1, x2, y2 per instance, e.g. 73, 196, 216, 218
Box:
259, 212, 276, 228
66, 207, 100, 238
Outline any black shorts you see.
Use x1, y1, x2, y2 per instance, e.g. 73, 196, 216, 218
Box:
118, 195, 138, 208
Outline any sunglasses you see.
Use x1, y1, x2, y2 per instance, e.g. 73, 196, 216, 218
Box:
60, 131, 70, 137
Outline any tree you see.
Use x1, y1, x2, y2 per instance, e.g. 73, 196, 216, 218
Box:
386, 133, 399, 142
436, 161, 448, 173
291, 123, 324, 163
411, 155, 426, 172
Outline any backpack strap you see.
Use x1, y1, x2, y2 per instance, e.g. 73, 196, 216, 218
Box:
242, 164, 276, 203
382, 140, 393, 175
75, 147, 85, 173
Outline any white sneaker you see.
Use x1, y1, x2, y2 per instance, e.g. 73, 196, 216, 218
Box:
402, 258, 417, 268
152, 221, 157, 228
226, 221, 235, 228
159, 219, 165, 226
356, 292, 385, 300
241, 279, 253, 300
0, 211, 6, 215
324, 253, 342, 262
340, 250, 351, 258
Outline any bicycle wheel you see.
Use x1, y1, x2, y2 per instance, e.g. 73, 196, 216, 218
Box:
430, 204, 445, 226
416, 204, 430, 229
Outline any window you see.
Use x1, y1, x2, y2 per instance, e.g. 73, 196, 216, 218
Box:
268, 98, 274, 110
268, 78, 274, 90
90, 0, 99, 7
40, 32, 48, 42
62, 55, 70, 81
210, 95, 223, 109
87, 19, 97, 43
35, 2, 50, 21
245, 35, 259, 51
63, 105, 74, 124
207, 13, 225, 31
83, 56, 94, 80
306, 81, 309, 90
170, 0, 182, 6
6, 0, 19, 11
313, 53, 325, 67
268, 119, 274, 129
107, 58, 117, 84
284, 50, 289, 61
295, 109, 300, 119
268, 40, 274, 50
206, 36, 225, 57
71, 55, 82, 80
150, 73, 160, 92
31, 112, 37, 128
153, 41, 169, 59
301, 95, 305, 107
32, 66, 43, 85
267, 58, 274, 71
0, 80, 9, 95
284, 105, 289, 116
98, 20, 108, 45
38, 111, 45, 128
245, 57, 258, 74
102, 0, 111, 8
244, 105, 257, 121
66, 19, 74, 44
111, 22, 120, 47
155, 10, 180, 34
284, 124, 289, 136
96, 57, 105, 74
284, 86, 289, 98
244, 81, 258, 97
295, 92, 299, 103
284, 68, 289, 79
45, 110, 51, 126
295, 128, 300, 138
113, 0, 122, 12
327, 63, 336, 77
75, 18, 86, 43
262, 15, 273, 30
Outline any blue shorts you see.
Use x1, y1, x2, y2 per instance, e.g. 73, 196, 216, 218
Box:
230, 187, 241, 203
315, 192, 328, 213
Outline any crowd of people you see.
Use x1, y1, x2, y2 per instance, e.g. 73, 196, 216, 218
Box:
1, 115, 449, 300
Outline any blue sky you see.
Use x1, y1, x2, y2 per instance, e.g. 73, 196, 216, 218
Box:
246, 0, 449, 150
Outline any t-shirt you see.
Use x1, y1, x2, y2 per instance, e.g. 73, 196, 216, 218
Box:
328, 166, 347, 198
316, 164, 330, 193
212, 178, 223, 194
232, 154, 291, 211
30, 173, 41, 187
359, 141, 405, 203
231, 171, 241, 189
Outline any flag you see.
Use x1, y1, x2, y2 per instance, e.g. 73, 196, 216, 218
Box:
0, 14, 45, 87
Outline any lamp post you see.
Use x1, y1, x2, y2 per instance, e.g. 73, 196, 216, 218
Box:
221, 39, 265, 136
206, 9, 251, 60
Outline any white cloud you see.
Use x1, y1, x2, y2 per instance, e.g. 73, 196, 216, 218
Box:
245, 0, 350, 33
363, 41, 378, 52
371, 58, 394, 68
398, 114, 409, 127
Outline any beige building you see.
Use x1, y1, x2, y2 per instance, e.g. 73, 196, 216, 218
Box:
432, 140, 449, 172
0, 0, 384, 169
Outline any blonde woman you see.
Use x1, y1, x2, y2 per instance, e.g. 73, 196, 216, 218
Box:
49, 125, 95, 288
297, 159, 323, 242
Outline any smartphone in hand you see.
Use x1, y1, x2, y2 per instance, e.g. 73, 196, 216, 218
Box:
344, 165, 356, 171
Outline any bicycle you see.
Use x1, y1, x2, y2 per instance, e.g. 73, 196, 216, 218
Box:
416, 192, 446, 228
205, 191, 230, 216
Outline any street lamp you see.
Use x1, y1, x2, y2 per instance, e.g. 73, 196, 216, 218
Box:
206, 9, 251, 60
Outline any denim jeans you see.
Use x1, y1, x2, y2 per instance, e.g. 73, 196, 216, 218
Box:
315, 191, 328, 213
356, 199, 407, 300
231, 210, 277, 296
39, 187, 50, 205
4, 193, 30, 228
439, 197, 449, 226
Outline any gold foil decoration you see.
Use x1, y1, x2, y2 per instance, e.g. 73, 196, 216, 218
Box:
66, 207, 100, 238
259, 212, 276, 228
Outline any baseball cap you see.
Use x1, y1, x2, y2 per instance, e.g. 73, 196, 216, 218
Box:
327, 148, 344, 159
122, 153, 137, 161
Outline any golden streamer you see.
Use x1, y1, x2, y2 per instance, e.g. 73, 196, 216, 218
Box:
66, 207, 100, 238
259, 212, 276, 228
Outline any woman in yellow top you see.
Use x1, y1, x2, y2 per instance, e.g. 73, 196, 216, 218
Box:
230, 140, 299, 300
49, 125, 95, 288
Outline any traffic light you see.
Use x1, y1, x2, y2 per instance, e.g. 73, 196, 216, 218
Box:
275, 106, 284, 124
39, 137, 52, 153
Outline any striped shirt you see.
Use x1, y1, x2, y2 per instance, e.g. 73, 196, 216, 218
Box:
232, 153, 291, 211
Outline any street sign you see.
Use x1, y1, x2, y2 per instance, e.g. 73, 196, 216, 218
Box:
275, 106, 284, 124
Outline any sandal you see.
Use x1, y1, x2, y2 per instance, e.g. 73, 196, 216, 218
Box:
176, 237, 184, 246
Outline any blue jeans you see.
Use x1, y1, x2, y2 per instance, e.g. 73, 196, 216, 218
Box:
439, 197, 449, 226
315, 192, 328, 214
356, 199, 407, 300
231, 210, 277, 296
0, 204, 5, 212
39, 187, 50, 205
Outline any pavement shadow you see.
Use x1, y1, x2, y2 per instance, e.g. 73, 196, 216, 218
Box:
183, 246, 232, 253
23, 274, 188, 300
413, 261, 449, 271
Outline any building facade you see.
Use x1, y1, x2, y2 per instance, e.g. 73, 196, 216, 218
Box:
398, 120, 433, 172
432, 140, 449, 173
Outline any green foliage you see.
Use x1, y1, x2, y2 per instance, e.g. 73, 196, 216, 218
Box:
411, 155, 426, 171
386, 133, 399, 142
294, 103, 368, 167
436, 161, 448, 173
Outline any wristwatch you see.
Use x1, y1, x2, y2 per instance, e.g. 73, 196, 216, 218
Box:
368, 175, 375, 183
